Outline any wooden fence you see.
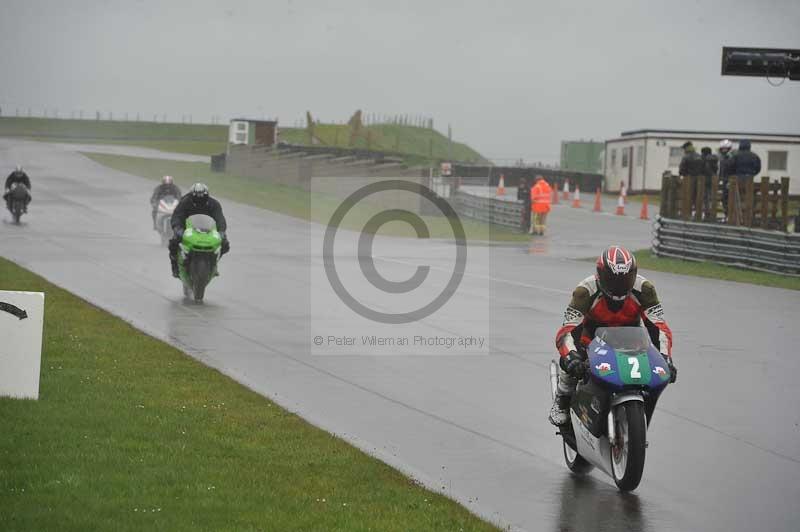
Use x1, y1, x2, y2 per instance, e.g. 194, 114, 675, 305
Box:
659, 171, 791, 231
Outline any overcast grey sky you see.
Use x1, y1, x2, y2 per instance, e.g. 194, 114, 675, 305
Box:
1, 0, 798, 163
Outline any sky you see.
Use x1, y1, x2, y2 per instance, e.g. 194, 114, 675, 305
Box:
1, 0, 798, 164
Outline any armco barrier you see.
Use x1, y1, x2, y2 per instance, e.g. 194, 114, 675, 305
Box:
652, 216, 800, 275
453, 190, 523, 229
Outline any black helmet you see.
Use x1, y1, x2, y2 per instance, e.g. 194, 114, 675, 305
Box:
189, 182, 209, 207
596, 246, 637, 301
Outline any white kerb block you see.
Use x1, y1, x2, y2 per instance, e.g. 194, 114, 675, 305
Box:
0, 291, 45, 399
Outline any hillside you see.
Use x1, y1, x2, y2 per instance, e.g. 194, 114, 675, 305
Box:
0, 117, 487, 163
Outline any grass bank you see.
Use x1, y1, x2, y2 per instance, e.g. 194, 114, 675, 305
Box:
83, 152, 529, 242
0, 117, 487, 164
0, 256, 496, 531
635, 248, 800, 290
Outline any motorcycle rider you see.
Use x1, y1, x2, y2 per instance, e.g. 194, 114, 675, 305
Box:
4, 165, 32, 212
150, 175, 182, 230
168, 183, 229, 278
549, 246, 677, 426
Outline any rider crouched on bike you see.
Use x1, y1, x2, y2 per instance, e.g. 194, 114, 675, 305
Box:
549, 246, 677, 426
169, 183, 229, 277
150, 175, 181, 229
4, 165, 32, 212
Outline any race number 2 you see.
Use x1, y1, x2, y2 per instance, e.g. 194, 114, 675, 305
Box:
627, 356, 641, 378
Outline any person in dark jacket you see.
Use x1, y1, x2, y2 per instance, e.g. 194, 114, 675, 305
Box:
679, 142, 705, 213
718, 139, 734, 215
168, 183, 229, 277
150, 175, 182, 229
4, 165, 32, 212
678, 142, 705, 177
700, 147, 718, 215
729, 139, 761, 181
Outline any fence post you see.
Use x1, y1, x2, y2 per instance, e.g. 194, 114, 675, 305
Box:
694, 175, 704, 222
660, 172, 670, 217
743, 177, 755, 227
680, 176, 692, 220
727, 176, 739, 226
780, 177, 790, 232
710, 174, 719, 222
759, 177, 769, 228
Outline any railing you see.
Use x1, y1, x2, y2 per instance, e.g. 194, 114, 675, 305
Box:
652, 216, 800, 275
659, 172, 791, 231
452, 190, 524, 229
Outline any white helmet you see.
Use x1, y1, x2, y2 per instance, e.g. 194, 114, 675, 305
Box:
15, 165, 23, 173
719, 139, 733, 151
162, 175, 173, 185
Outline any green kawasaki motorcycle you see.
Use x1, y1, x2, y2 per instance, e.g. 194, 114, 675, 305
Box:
178, 214, 222, 302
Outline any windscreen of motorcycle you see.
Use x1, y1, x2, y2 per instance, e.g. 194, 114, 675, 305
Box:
187, 214, 216, 233
594, 326, 651, 353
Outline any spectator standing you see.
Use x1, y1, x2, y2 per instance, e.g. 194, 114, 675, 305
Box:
678, 142, 705, 215
517, 177, 531, 232
700, 147, 718, 216
529, 176, 552, 235
729, 139, 761, 182
718, 139, 734, 217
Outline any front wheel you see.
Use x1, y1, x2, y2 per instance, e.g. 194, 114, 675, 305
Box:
189, 255, 211, 302
610, 401, 647, 491
563, 440, 593, 474
11, 201, 22, 224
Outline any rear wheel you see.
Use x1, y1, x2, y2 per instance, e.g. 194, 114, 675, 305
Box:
611, 401, 647, 491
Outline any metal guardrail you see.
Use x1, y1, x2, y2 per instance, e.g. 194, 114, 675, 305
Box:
453, 190, 524, 229
652, 216, 800, 275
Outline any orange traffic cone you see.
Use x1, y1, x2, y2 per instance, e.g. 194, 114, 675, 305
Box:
552, 185, 559, 205
496, 174, 506, 196
562, 179, 570, 201
615, 193, 625, 215
572, 187, 581, 208
593, 187, 602, 212
640, 195, 649, 220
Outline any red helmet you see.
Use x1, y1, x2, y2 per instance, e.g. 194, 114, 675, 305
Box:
596, 246, 637, 301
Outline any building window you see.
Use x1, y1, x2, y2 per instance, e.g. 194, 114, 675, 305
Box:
236, 122, 247, 131
611, 149, 617, 168
235, 132, 247, 143
636, 146, 644, 167
768, 151, 787, 171
668, 147, 683, 167
621, 149, 629, 168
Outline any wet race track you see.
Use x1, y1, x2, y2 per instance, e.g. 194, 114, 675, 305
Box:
1, 138, 799, 531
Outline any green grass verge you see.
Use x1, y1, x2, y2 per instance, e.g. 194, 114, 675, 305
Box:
1, 117, 487, 165
0, 256, 497, 531
83, 152, 529, 242
635, 248, 800, 290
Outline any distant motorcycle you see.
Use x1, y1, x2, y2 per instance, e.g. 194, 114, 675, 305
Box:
5, 183, 31, 224
177, 214, 222, 303
549, 326, 672, 491
155, 195, 179, 246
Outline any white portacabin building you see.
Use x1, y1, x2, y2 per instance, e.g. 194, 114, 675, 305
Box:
603, 129, 800, 194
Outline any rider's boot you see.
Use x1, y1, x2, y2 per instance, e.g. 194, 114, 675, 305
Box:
548, 393, 571, 426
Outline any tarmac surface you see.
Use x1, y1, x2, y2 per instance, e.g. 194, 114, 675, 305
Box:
1, 138, 799, 531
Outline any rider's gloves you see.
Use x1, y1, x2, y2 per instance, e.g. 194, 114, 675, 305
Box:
221, 238, 230, 255
173, 227, 184, 240
559, 350, 586, 379
663, 355, 677, 384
